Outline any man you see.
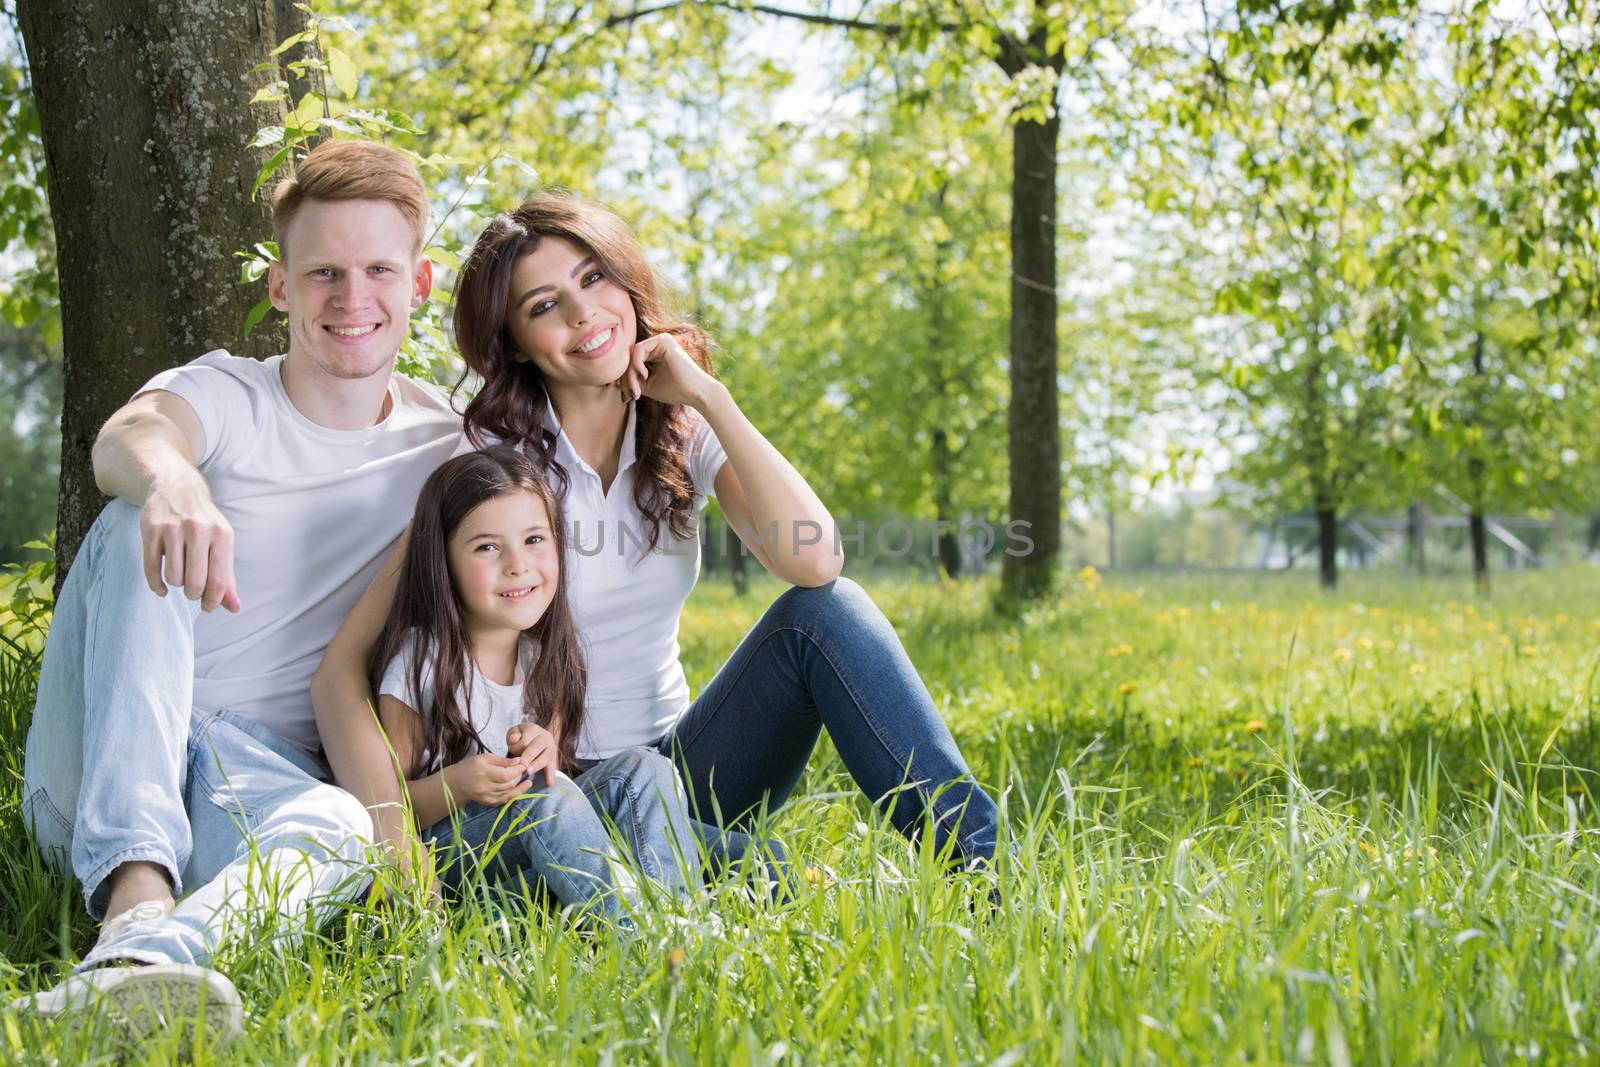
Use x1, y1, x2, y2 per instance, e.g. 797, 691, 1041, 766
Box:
13, 139, 460, 1049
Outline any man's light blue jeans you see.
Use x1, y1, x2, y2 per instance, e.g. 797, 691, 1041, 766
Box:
422, 746, 701, 919
21, 501, 371, 971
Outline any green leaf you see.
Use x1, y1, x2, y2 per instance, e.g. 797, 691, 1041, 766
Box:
292, 93, 326, 129
251, 144, 295, 199
250, 126, 286, 149
270, 30, 315, 57
328, 48, 358, 98
242, 295, 275, 337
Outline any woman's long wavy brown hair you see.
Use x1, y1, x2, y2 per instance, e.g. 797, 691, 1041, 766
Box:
452, 191, 713, 554
367, 447, 588, 776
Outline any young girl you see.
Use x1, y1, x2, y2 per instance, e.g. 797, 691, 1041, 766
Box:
369, 445, 700, 918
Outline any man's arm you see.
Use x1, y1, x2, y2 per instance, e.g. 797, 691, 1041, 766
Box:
92, 389, 239, 612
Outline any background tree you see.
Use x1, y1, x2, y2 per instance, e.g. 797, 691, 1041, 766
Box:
721, 58, 1012, 577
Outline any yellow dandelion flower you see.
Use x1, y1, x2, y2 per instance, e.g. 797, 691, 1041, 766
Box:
1118, 643, 1133, 657
1118, 681, 1138, 695
1333, 647, 1352, 662
1555, 613, 1569, 626
1244, 718, 1267, 733
1520, 645, 1539, 656
1358, 841, 1382, 859
1357, 637, 1374, 651
1187, 756, 1204, 768
1410, 663, 1425, 676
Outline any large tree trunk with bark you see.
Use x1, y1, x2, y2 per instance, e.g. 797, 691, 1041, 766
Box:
18, 0, 297, 578
999, 31, 1064, 601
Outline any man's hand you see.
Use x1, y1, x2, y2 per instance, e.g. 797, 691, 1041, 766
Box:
447, 753, 535, 807
93, 388, 240, 612
507, 722, 560, 787
140, 471, 240, 612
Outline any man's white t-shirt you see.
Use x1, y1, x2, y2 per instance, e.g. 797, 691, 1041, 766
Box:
139, 349, 463, 755
376, 632, 536, 773
537, 400, 728, 760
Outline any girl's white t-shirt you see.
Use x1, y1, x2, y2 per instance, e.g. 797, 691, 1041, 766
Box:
376, 633, 539, 773
536, 400, 727, 760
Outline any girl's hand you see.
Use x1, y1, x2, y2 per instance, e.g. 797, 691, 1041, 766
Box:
447, 754, 533, 806
507, 722, 559, 787
614, 333, 721, 410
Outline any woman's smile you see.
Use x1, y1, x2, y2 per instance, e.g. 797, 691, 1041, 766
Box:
569, 325, 618, 360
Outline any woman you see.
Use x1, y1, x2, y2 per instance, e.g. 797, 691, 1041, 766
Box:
312, 191, 999, 883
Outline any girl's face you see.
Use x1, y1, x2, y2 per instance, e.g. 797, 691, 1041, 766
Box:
446, 489, 561, 636
504, 235, 638, 391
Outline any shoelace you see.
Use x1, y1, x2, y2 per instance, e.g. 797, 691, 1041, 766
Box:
98, 898, 175, 945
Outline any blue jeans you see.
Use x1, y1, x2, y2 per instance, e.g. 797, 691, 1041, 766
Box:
422, 747, 700, 918
21, 502, 372, 969
659, 577, 999, 866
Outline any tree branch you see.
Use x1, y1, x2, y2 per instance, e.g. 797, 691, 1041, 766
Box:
704, 0, 959, 36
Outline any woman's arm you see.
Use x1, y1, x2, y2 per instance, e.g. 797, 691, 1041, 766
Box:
311, 547, 414, 861
626, 334, 844, 587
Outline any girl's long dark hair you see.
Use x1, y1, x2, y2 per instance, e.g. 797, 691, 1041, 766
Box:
368, 447, 588, 776
452, 190, 713, 554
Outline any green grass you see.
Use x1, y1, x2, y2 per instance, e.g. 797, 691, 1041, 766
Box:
3, 566, 1599, 1063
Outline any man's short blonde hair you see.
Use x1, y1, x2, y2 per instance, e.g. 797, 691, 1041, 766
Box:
271, 140, 428, 258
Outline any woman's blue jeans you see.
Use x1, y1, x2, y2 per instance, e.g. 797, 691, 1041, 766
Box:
658, 577, 999, 866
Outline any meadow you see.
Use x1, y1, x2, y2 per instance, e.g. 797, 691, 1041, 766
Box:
2, 564, 1598, 1064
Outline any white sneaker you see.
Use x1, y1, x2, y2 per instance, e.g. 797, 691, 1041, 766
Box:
95, 898, 175, 952
10, 963, 243, 1052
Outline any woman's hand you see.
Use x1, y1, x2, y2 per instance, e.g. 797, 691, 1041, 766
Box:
445, 753, 534, 807
507, 722, 560, 787
614, 333, 722, 410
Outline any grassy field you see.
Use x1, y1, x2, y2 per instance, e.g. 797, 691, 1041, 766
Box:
3, 565, 1599, 1064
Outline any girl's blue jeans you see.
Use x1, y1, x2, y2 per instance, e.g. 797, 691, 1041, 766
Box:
658, 577, 999, 867
420, 746, 702, 919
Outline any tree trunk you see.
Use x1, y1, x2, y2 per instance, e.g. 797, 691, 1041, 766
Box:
18, 0, 294, 579
1469, 511, 1489, 593
1406, 500, 1427, 573
1468, 331, 1489, 594
1317, 508, 1338, 590
932, 430, 961, 579
999, 33, 1063, 601
925, 180, 960, 581
1106, 508, 1117, 571
730, 530, 749, 597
